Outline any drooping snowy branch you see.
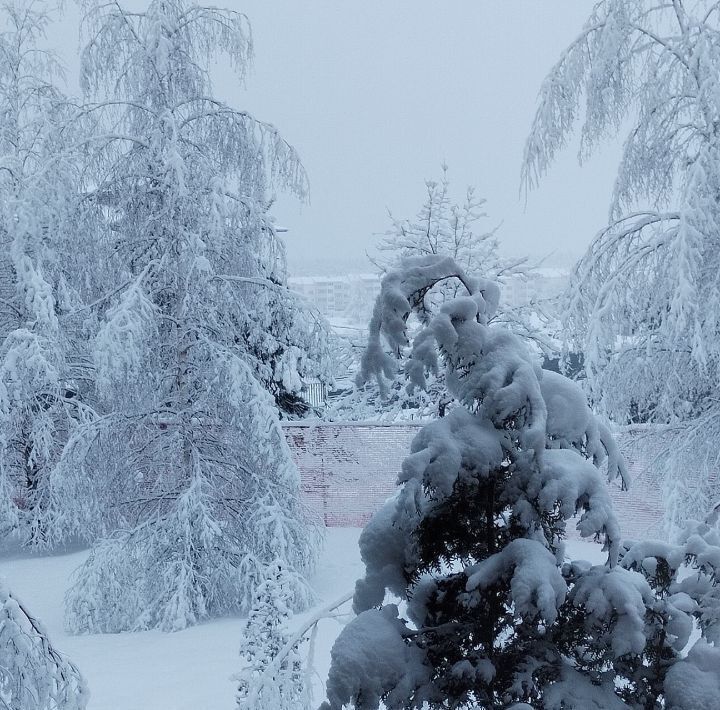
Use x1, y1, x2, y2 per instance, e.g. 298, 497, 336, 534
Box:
332, 168, 545, 423
0, 578, 88, 709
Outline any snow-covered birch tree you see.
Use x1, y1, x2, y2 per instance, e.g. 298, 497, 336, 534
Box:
0, 578, 88, 709
0, 0, 84, 548
321, 255, 720, 709
523, 0, 720, 533
60, 0, 322, 632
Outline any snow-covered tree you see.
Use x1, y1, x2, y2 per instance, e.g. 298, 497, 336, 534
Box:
65, 361, 318, 633
250, 283, 334, 419
372, 166, 512, 295
523, 0, 720, 533
330, 167, 549, 423
0, 0, 83, 547
609, 511, 720, 709
60, 0, 321, 632
235, 560, 308, 710
320, 255, 720, 709
0, 578, 88, 709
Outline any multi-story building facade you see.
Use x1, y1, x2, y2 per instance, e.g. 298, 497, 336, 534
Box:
288, 273, 381, 320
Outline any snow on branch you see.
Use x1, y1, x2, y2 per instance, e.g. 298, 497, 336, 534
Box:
0, 579, 88, 709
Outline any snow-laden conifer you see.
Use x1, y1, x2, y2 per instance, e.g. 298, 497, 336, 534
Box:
523, 0, 720, 532
0, 578, 88, 709
320, 255, 720, 708
60, 0, 322, 632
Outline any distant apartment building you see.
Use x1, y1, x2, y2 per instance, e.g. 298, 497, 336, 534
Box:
288, 273, 381, 319
501, 267, 569, 310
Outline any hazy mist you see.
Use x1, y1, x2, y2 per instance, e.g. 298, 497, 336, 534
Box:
48, 1, 621, 274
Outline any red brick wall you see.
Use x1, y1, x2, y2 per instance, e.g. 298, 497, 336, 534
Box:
610, 433, 666, 540
284, 423, 666, 540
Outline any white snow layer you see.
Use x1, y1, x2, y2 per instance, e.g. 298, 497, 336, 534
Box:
0, 531, 605, 709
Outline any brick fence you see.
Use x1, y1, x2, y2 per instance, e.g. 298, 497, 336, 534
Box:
283, 422, 666, 540
283, 422, 421, 528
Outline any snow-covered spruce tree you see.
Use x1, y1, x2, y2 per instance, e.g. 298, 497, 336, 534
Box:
523, 0, 720, 533
235, 560, 308, 710
0, 578, 88, 709
0, 0, 84, 547
61, 0, 321, 632
320, 255, 720, 709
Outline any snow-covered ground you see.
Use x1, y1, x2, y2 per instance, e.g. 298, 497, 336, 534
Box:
0, 530, 604, 710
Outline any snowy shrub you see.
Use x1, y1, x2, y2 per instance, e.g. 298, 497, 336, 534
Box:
0, 579, 88, 709
235, 560, 309, 710
321, 255, 720, 709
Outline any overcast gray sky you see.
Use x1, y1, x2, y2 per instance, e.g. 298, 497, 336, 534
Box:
49, 1, 621, 274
